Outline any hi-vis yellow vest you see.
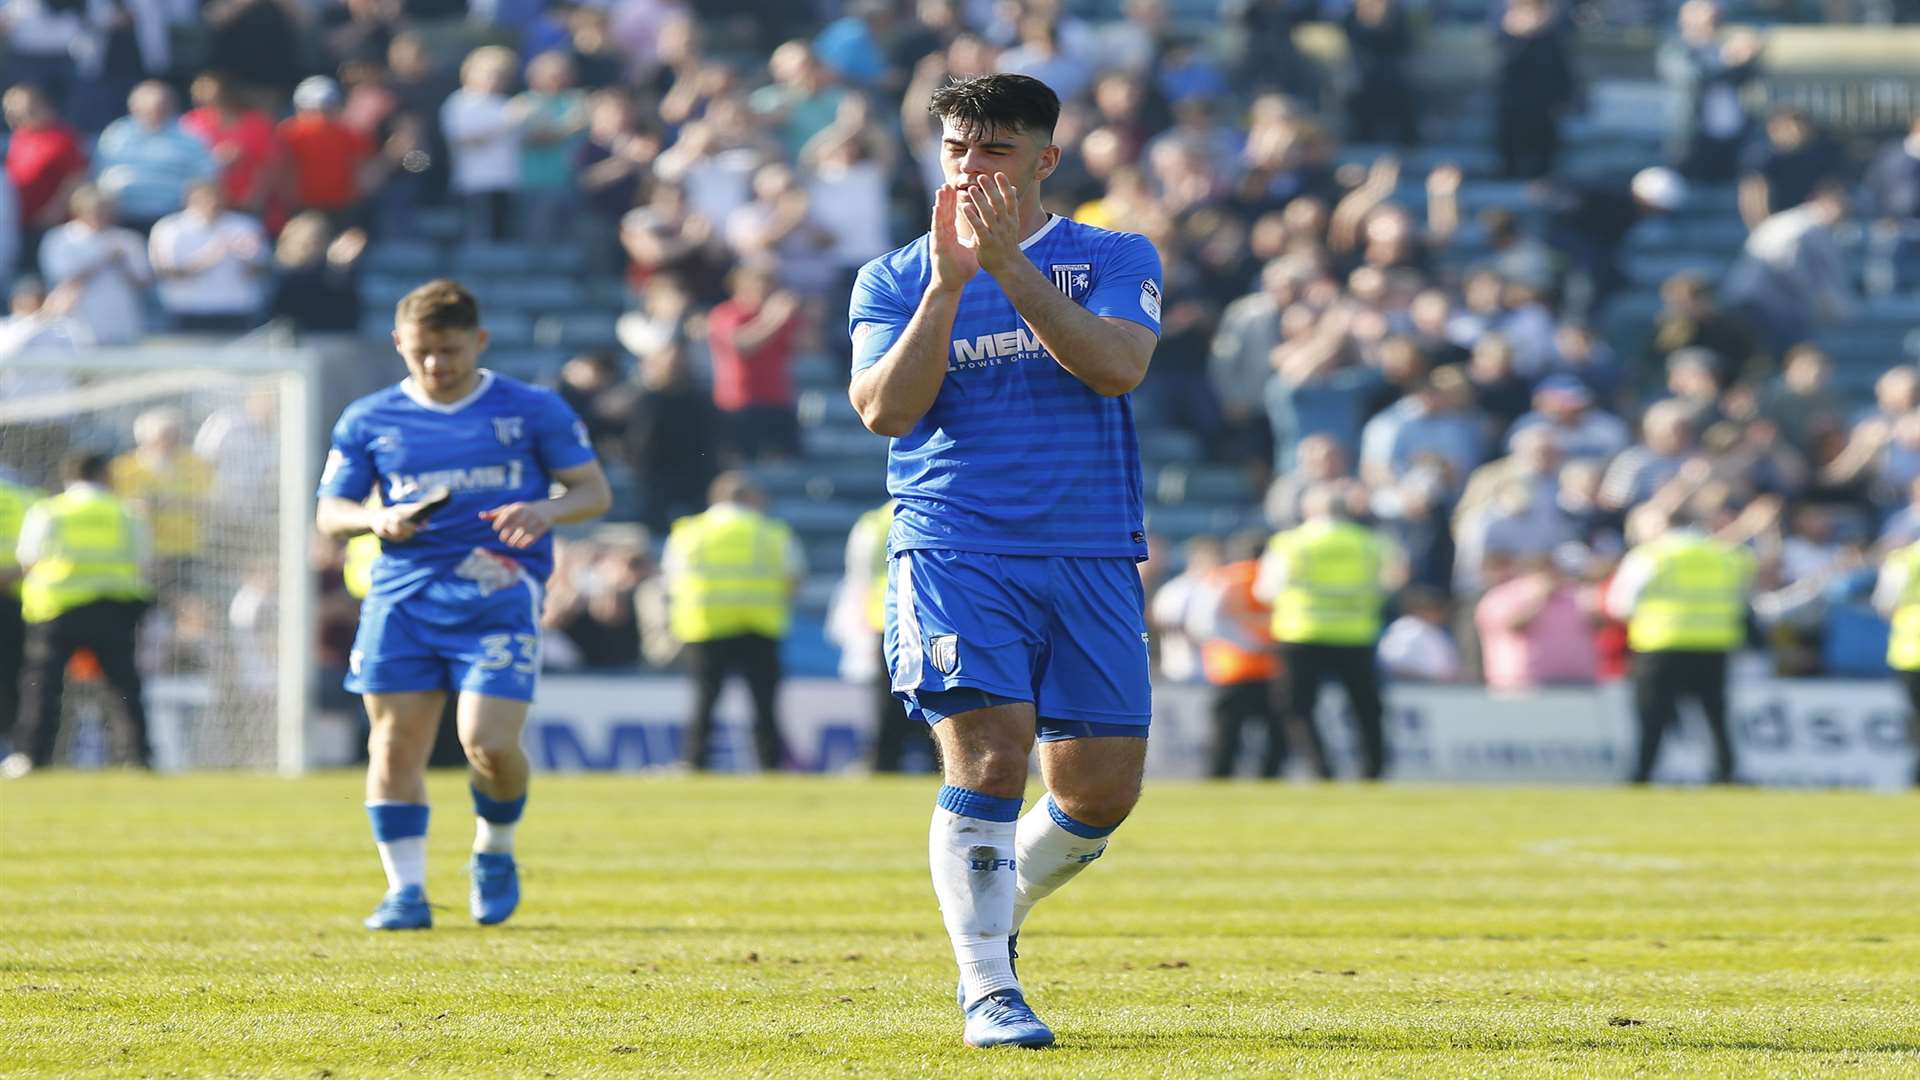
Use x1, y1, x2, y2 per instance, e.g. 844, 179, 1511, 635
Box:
857, 501, 895, 633
669, 507, 794, 642
1626, 534, 1753, 653
20, 488, 150, 623
343, 533, 381, 600
1886, 542, 1920, 670
1266, 520, 1385, 646
0, 480, 44, 593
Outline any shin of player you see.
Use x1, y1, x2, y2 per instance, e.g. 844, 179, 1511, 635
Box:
318, 279, 611, 931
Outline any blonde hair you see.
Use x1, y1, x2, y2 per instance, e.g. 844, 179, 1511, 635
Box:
461, 45, 519, 89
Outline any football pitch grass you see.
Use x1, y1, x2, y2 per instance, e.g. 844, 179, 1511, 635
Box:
5, 774, 1920, 1078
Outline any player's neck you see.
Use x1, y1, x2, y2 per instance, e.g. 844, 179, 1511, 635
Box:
411, 370, 484, 406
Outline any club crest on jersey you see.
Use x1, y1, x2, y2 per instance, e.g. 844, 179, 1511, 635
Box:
929, 634, 959, 675
492, 416, 524, 446
1050, 262, 1092, 300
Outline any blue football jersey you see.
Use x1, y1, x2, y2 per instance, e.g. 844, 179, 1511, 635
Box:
318, 369, 597, 600
848, 214, 1162, 560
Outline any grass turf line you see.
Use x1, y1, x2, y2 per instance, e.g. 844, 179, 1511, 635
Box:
4, 774, 1920, 1078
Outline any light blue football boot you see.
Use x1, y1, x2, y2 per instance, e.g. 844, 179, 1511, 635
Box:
364, 885, 432, 930
469, 853, 520, 925
962, 988, 1055, 1048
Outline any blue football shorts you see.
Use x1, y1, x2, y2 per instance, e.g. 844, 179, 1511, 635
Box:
346, 572, 545, 702
884, 549, 1152, 740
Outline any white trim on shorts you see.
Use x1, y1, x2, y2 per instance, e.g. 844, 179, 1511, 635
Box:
891, 553, 922, 692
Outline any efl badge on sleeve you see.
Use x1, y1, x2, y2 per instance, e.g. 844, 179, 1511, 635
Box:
1050, 263, 1092, 301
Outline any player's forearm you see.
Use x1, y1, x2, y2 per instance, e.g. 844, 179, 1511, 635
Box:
316, 496, 376, 539
542, 473, 613, 525
995, 260, 1149, 396
850, 286, 961, 437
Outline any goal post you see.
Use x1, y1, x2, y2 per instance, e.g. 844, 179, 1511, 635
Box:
2, 332, 318, 775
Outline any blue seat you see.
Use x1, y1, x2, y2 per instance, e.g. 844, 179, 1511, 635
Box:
364, 240, 443, 276
533, 313, 620, 351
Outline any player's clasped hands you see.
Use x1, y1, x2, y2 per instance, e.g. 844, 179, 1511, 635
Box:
479, 502, 555, 549
955, 172, 1022, 274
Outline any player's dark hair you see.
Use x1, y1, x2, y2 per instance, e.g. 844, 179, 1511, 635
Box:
61, 451, 111, 486
928, 73, 1060, 143
395, 278, 481, 330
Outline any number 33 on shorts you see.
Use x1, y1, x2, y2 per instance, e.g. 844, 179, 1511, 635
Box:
476, 633, 539, 675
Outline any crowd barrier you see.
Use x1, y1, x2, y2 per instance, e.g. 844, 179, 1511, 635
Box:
138, 672, 1917, 787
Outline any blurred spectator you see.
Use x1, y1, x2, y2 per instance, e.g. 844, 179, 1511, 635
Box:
1265, 434, 1350, 530
624, 337, 718, 534
1546, 166, 1686, 320
545, 534, 653, 668
575, 90, 660, 267
1136, 280, 1223, 456
1359, 366, 1487, 498
749, 40, 847, 161
1378, 585, 1461, 682
1492, 0, 1577, 180
563, 6, 626, 90
149, 178, 269, 332
725, 162, 836, 298
180, 72, 284, 227
1878, 477, 1920, 550
553, 350, 631, 457
1226, 0, 1315, 100
622, 181, 730, 305
110, 405, 212, 595
194, 386, 278, 511
706, 261, 802, 461
512, 51, 588, 244
1761, 345, 1846, 453
279, 77, 378, 222
68, 0, 165, 135
0, 275, 89, 371
268, 213, 366, 335
1196, 530, 1285, 778
3, 0, 85, 109
1661, 348, 1728, 433
999, 14, 1093, 105
1863, 115, 1920, 296
813, 0, 895, 90
1824, 368, 1920, 506
1458, 425, 1565, 531
322, 0, 403, 67
441, 45, 523, 242
657, 94, 772, 230
1600, 400, 1696, 511
38, 185, 148, 345
1341, 0, 1417, 146
1507, 376, 1631, 464
93, 81, 217, 233
204, 0, 300, 98
1722, 181, 1854, 356
1474, 208, 1553, 293
1148, 537, 1222, 683
1465, 334, 1533, 437
4, 83, 90, 266
1475, 544, 1601, 689
1739, 107, 1846, 230
1648, 272, 1764, 389
1658, 0, 1761, 182
383, 32, 458, 215
1455, 474, 1576, 594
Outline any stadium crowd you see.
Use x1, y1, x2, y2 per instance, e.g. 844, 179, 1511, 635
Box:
6, 0, 1920, 712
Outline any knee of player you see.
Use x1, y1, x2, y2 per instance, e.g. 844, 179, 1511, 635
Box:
1048, 783, 1141, 832
460, 734, 517, 768
946, 745, 1029, 796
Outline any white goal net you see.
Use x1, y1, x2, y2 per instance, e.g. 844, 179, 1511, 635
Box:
0, 337, 316, 772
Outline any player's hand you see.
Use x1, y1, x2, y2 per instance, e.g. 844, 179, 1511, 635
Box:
928, 182, 978, 295
957, 172, 1023, 276
369, 505, 423, 543
479, 502, 555, 548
